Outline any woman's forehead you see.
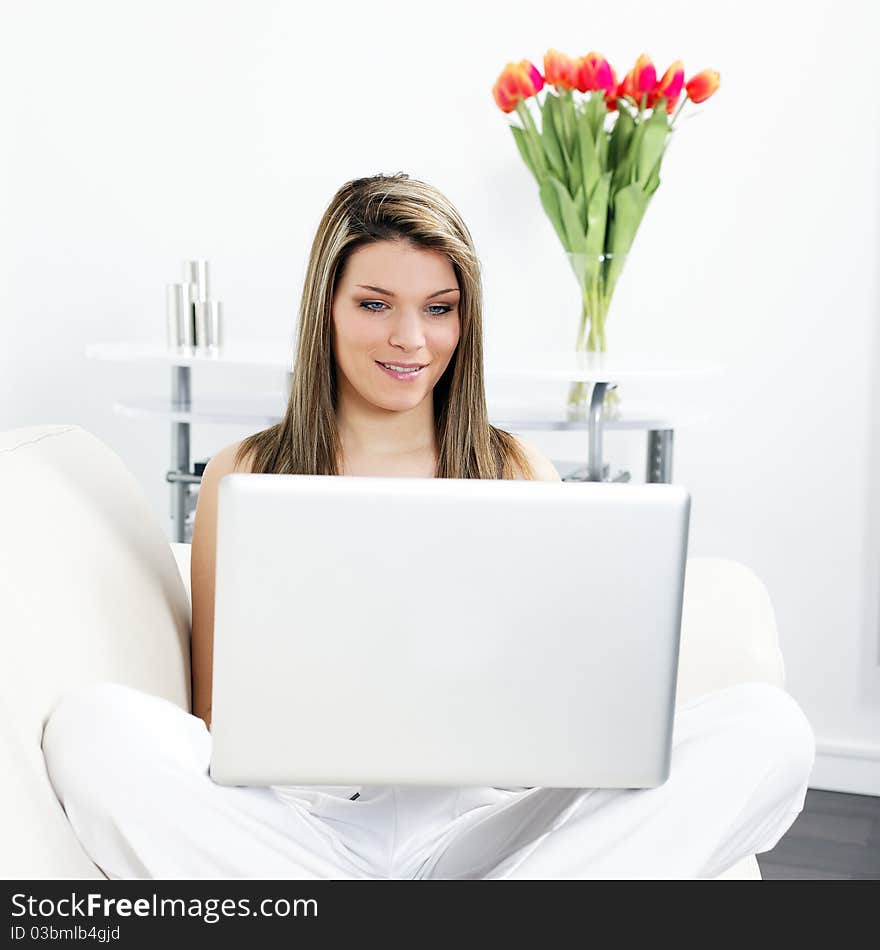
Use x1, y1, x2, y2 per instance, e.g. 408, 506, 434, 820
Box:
345, 241, 458, 288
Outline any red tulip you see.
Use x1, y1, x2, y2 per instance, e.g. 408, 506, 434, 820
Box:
576, 52, 615, 96
544, 48, 579, 90
520, 59, 544, 96
647, 60, 684, 111
492, 61, 541, 113
685, 69, 720, 103
632, 54, 657, 96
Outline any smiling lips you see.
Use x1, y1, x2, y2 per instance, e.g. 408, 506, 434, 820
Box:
376, 361, 427, 380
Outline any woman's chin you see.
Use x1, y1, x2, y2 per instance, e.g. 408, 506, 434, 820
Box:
365, 384, 429, 411
375, 395, 425, 412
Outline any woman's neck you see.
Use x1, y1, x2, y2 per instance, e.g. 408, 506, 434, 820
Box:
335, 389, 436, 458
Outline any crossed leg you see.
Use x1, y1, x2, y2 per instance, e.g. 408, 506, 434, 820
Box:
41, 682, 384, 879
418, 681, 816, 880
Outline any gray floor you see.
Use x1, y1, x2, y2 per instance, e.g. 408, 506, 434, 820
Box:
756, 788, 880, 879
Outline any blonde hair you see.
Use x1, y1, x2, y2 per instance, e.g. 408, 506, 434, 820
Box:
233, 172, 535, 480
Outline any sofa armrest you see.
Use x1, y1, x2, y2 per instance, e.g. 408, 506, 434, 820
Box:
676, 557, 786, 707
170, 542, 192, 611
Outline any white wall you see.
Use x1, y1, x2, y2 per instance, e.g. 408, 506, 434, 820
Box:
2, 0, 878, 792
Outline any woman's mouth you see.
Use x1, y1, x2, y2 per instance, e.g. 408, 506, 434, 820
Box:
376, 361, 427, 381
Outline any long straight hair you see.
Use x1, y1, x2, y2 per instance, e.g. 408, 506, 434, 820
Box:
233, 172, 535, 480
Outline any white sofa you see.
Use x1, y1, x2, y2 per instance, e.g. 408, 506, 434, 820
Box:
0, 424, 785, 880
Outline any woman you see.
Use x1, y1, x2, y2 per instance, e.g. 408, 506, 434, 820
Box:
42, 173, 815, 880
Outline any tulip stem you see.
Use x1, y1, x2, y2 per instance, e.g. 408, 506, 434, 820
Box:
669, 95, 688, 130
516, 99, 540, 140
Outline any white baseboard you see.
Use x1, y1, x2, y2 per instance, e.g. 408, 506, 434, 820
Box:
809, 738, 880, 796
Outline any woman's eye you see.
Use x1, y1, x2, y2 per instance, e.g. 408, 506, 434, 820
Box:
359, 301, 454, 317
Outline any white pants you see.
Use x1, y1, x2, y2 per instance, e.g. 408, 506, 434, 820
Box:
41, 680, 815, 880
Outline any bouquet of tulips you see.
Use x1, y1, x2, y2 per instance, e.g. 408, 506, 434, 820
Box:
492, 50, 719, 416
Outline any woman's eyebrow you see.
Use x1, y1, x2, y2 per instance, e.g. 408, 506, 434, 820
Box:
356, 284, 459, 299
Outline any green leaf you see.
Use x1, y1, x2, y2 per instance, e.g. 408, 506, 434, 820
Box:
515, 101, 548, 179
568, 133, 583, 200
608, 106, 635, 169
644, 155, 662, 196
577, 114, 599, 205
604, 182, 650, 294
636, 101, 670, 188
573, 181, 586, 231
585, 171, 612, 255
550, 176, 587, 253
539, 94, 567, 181
548, 91, 573, 166
613, 117, 647, 191
510, 125, 537, 180
585, 92, 605, 141
538, 178, 570, 250
609, 183, 649, 255
560, 90, 578, 156
595, 127, 609, 173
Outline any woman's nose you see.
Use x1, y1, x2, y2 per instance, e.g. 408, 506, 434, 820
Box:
388, 308, 427, 350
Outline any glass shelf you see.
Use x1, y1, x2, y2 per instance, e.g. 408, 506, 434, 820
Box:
113, 393, 709, 430
87, 340, 724, 383
112, 393, 285, 426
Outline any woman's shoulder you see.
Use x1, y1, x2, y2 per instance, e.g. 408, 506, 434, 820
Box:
509, 435, 562, 482
208, 440, 258, 476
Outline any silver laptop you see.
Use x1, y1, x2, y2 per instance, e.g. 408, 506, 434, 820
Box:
209, 474, 690, 790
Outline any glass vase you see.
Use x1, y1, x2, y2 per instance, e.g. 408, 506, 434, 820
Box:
564, 251, 629, 421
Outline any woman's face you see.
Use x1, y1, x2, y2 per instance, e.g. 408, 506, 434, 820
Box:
330, 239, 461, 413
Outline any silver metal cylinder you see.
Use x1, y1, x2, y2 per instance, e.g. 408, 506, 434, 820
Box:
196, 260, 210, 301
182, 259, 211, 345
194, 300, 223, 349
207, 300, 223, 348
194, 299, 209, 349
182, 260, 199, 290
165, 284, 184, 348
180, 280, 195, 347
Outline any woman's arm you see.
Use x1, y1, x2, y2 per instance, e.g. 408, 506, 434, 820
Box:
190, 442, 243, 731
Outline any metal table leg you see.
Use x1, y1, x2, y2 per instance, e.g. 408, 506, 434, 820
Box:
588, 381, 607, 481
169, 366, 191, 543
646, 429, 673, 483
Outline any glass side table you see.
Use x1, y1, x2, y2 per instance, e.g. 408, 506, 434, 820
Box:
485, 348, 721, 484
86, 341, 722, 542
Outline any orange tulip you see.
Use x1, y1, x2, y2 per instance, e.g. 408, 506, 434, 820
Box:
576, 51, 615, 96
492, 61, 541, 113
632, 53, 657, 95
685, 69, 720, 103
544, 48, 579, 90
648, 60, 685, 111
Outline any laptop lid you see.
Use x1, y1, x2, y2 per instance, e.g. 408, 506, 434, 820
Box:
209, 474, 690, 789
